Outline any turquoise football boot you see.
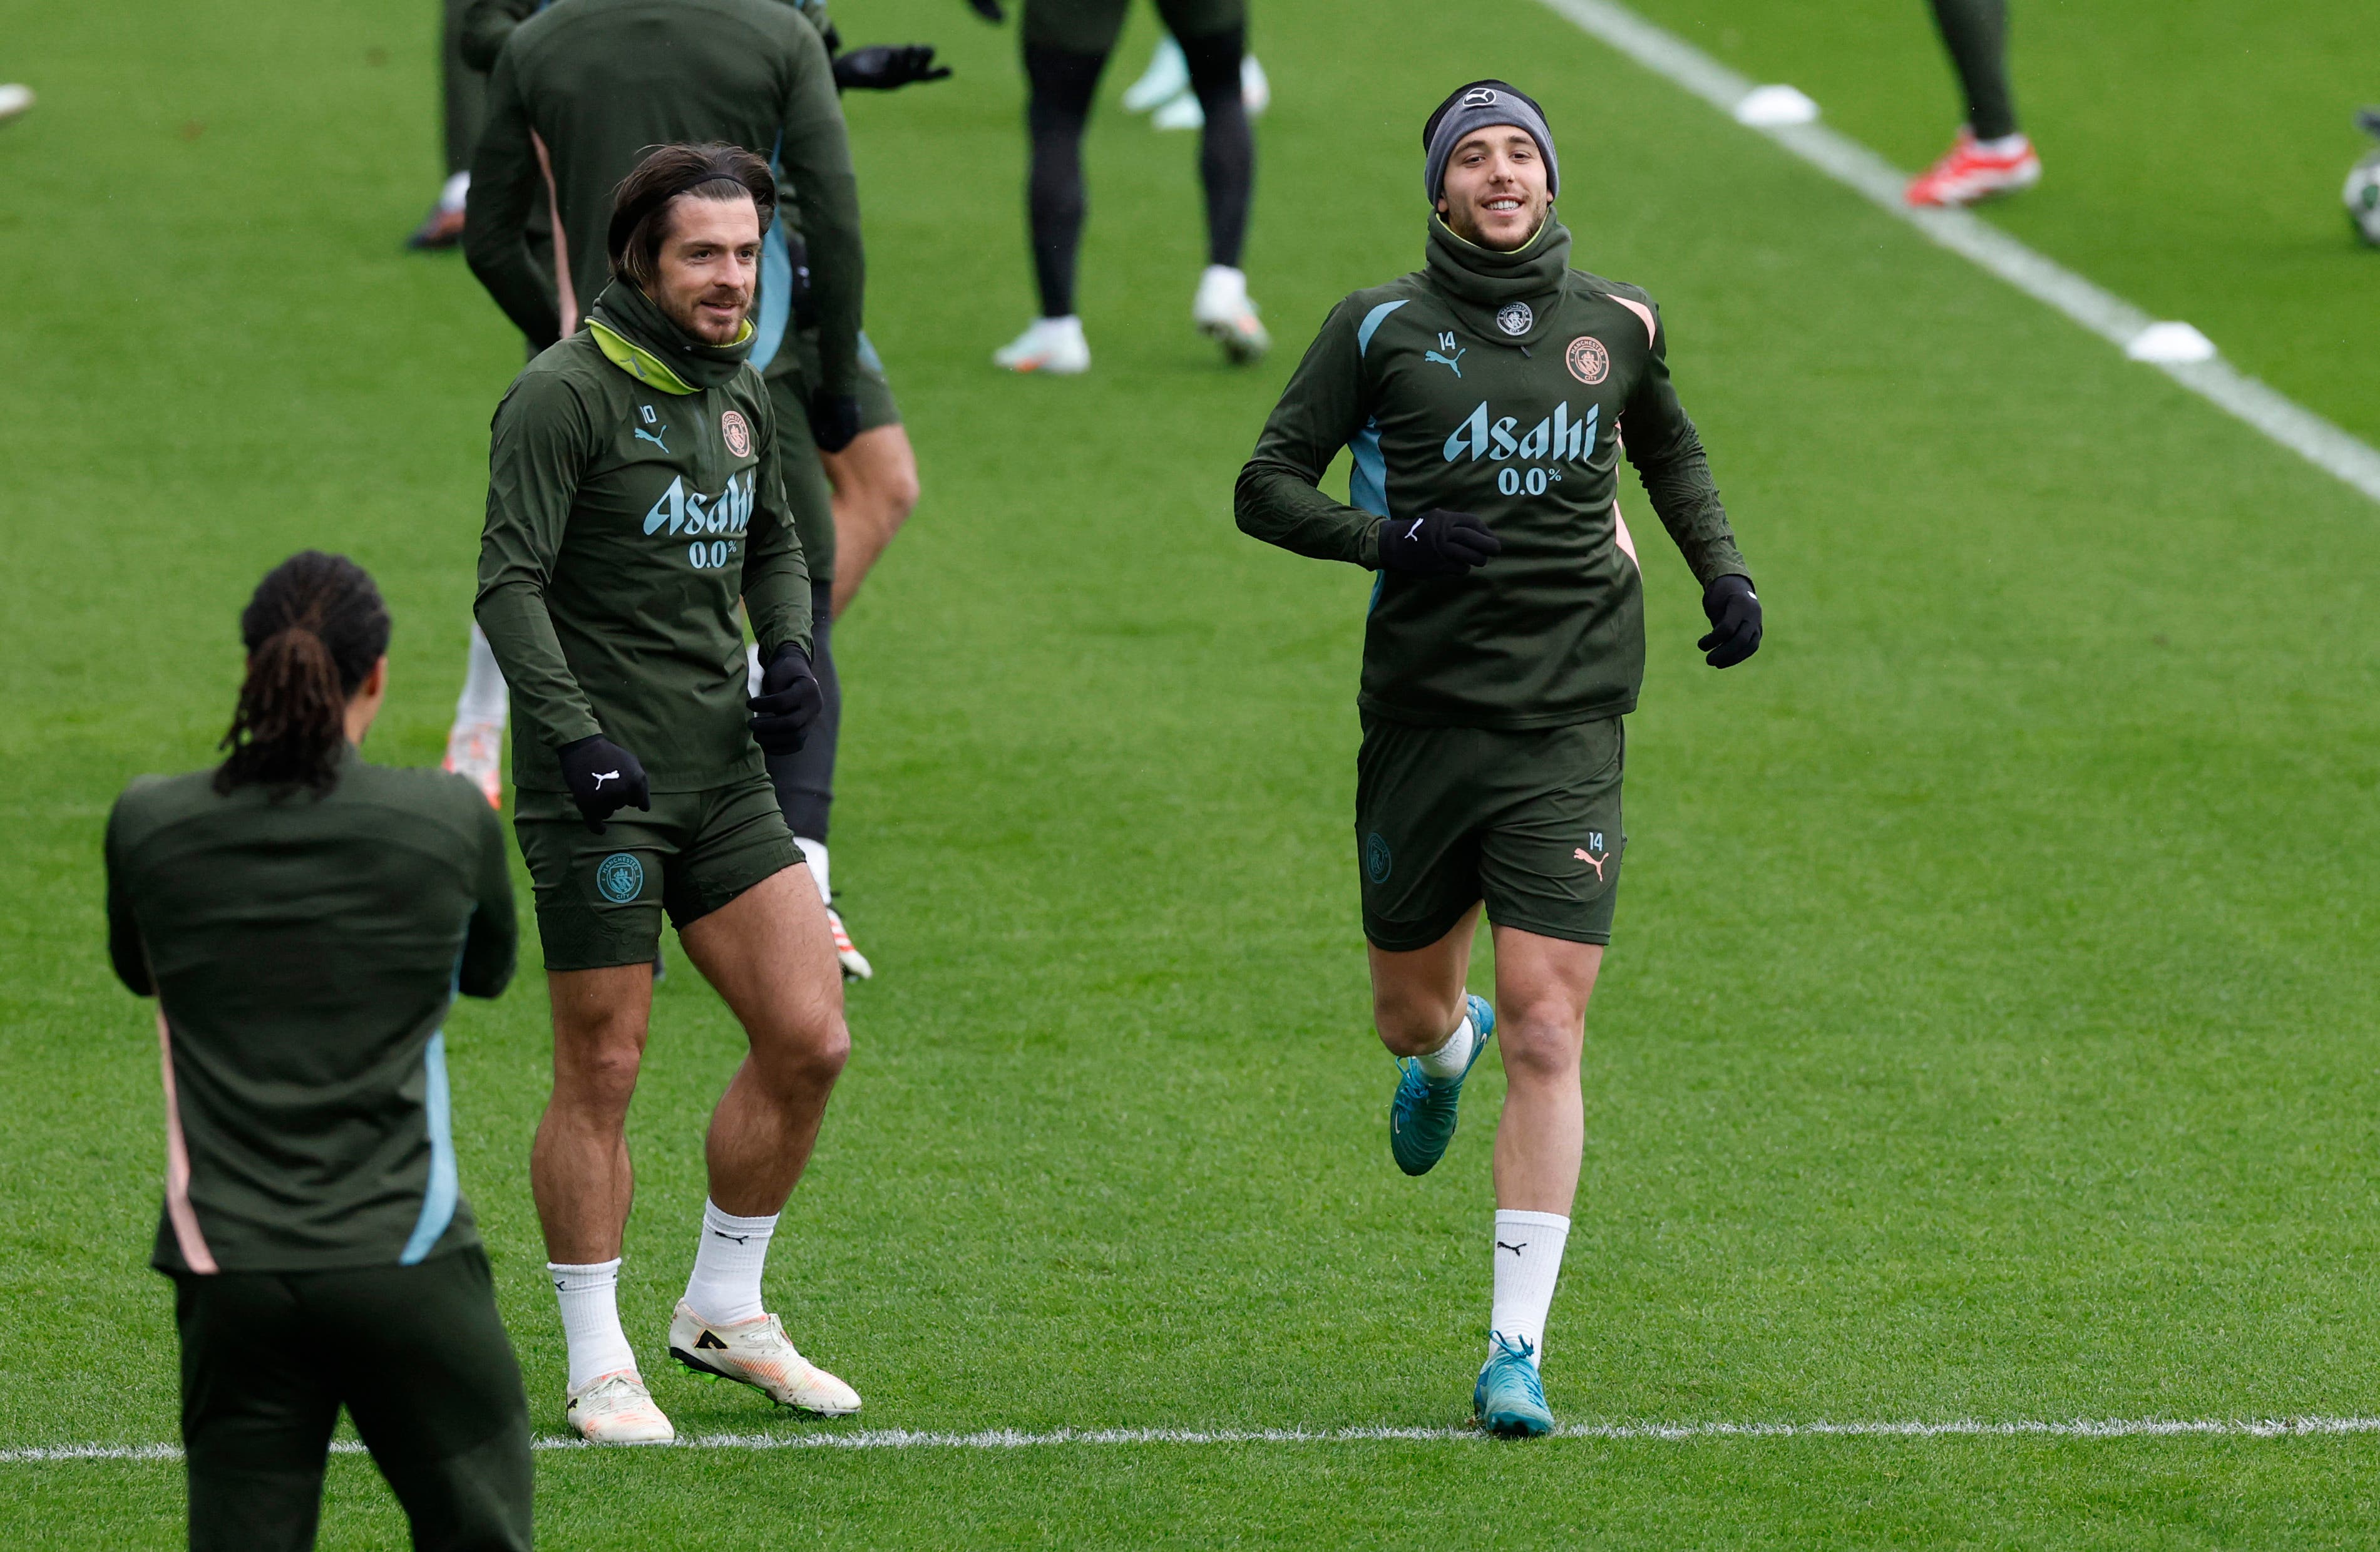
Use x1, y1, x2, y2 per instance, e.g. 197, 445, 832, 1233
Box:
1474, 1332, 1555, 1437
1388, 992, 1495, 1176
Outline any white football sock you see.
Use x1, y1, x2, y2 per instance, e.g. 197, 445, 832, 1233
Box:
456, 623, 509, 727
747, 641, 764, 697
793, 837, 831, 904
1974, 132, 2030, 157
684, 1200, 778, 1327
438, 169, 471, 214
1414, 1014, 1475, 1080
1489, 1210, 1571, 1367
549, 1258, 637, 1390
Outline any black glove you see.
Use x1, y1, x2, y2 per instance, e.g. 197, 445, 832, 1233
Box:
749, 644, 824, 756
808, 391, 863, 454
556, 735, 650, 835
834, 44, 952, 91
964, 0, 1005, 21
1376, 508, 1502, 575
1698, 574, 1762, 668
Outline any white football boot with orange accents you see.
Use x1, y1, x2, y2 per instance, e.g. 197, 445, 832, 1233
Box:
441, 719, 504, 809
667, 1300, 861, 1416
1192, 265, 1270, 365
825, 906, 873, 980
993, 315, 1090, 374
1905, 128, 2041, 207
563, 1369, 675, 1444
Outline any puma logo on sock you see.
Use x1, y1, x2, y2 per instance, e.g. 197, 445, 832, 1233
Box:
710, 1230, 750, 1245
1497, 1240, 1528, 1257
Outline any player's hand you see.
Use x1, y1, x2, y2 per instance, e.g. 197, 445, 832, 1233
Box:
834, 44, 952, 90
749, 644, 824, 756
964, 0, 1005, 21
808, 391, 863, 453
1698, 574, 1762, 667
556, 736, 651, 834
1376, 508, 1501, 575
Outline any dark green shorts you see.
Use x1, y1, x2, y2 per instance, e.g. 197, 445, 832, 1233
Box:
173, 1246, 531, 1552
515, 774, 799, 970
1356, 716, 1626, 952
791, 325, 902, 434
1023, 0, 1244, 54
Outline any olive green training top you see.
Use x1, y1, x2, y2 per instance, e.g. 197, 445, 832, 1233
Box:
476, 279, 813, 793
105, 748, 516, 1273
1236, 215, 1751, 730
463, 0, 864, 402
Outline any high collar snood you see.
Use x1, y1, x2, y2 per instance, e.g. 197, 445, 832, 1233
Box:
1424, 212, 1573, 347
585, 278, 755, 394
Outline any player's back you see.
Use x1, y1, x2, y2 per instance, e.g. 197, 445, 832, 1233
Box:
503, 0, 828, 322
106, 753, 513, 1268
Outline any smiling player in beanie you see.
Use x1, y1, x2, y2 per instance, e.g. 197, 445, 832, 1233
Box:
1236, 81, 1760, 1436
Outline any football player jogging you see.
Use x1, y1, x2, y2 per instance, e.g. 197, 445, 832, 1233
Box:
456, 0, 884, 975
1235, 81, 1762, 1436
476, 142, 860, 1442
106, 553, 531, 1549
1905, 0, 2041, 207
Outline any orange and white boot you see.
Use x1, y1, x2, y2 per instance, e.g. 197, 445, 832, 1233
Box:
1905, 128, 2040, 207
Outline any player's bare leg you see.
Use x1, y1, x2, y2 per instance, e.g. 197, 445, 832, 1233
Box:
666, 866, 861, 1416
823, 426, 920, 620
533, 964, 668, 1440
1487, 927, 1601, 1214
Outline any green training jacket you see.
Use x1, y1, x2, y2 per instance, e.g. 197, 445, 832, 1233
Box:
105, 748, 516, 1273
463, 0, 864, 398
474, 279, 812, 793
1236, 215, 1751, 730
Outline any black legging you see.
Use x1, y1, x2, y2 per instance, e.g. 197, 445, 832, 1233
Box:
1926, 0, 2018, 141
1025, 25, 1252, 319
766, 580, 839, 843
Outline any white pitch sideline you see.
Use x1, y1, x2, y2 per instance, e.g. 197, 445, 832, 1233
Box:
1532, 0, 2380, 509
11, 1416, 2380, 1463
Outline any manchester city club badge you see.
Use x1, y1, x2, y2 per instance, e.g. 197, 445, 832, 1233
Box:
1495, 301, 1534, 336
721, 409, 752, 458
1566, 336, 1610, 384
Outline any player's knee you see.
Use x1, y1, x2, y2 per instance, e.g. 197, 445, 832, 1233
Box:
1497, 1004, 1585, 1082
758, 1009, 848, 1089
877, 456, 920, 523
555, 1035, 645, 1110
1370, 986, 1464, 1056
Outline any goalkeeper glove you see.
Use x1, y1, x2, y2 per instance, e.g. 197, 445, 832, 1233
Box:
1698, 574, 1762, 667
1376, 509, 1502, 575
556, 736, 650, 835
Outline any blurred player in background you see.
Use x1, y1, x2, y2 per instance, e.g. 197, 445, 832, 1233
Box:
106, 552, 531, 1550
449, 0, 925, 976
1905, 0, 2040, 207
406, 0, 485, 249
1116, 28, 1267, 131
983, 0, 1267, 373
476, 141, 861, 1444
1236, 81, 1760, 1437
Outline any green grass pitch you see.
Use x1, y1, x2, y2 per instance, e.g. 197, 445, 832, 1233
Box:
6, 0, 2380, 1544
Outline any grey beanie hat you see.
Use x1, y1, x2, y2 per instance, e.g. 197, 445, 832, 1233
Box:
1423, 80, 1559, 203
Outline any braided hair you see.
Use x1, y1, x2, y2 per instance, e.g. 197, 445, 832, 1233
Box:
213, 552, 391, 797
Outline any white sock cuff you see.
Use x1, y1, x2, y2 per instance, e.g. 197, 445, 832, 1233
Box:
793, 837, 831, 903
1413, 1014, 1476, 1079
1494, 1210, 1571, 1233
702, 1200, 779, 1235
547, 1257, 622, 1290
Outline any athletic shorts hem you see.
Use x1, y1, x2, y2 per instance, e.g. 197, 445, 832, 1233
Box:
1361, 903, 1479, 955
1482, 912, 1613, 948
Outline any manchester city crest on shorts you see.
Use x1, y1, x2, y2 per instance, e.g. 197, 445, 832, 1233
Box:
597, 852, 645, 904
1495, 302, 1534, 337
1363, 833, 1393, 885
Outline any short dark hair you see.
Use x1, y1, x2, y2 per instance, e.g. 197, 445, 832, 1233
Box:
607, 142, 776, 290
215, 552, 391, 798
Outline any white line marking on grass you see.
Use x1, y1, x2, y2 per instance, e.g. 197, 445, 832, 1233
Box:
13, 1417, 2380, 1463
1532, 0, 2380, 506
